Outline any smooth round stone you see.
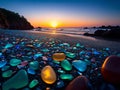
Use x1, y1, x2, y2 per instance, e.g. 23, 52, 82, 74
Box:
72, 60, 87, 72
26, 44, 34, 48
41, 65, 57, 84
2, 66, 10, 71
92, 51, 100, 55
21, 61, 28, 66
61, 60, 72, 71
53, 53, 66, 61
79, 51, 85, 55
29, 79, 39, 88
10, 59, 21, 66
66, 52, 76, 58
66, 76, 90, 90
76, 43, 81, 47
0, 52, 2, 56
29, 61, 39, 70
0, 60, 7, 68
101, 55, 120, 84
56, 80, 64, 88
73, 47, 77, 50
34, 53, 42, 59
2, 70, 28, 90
27, 68, 36, 75
5, 43, 13, 49
41, 48, 49, 52
60, 74, 73, 80
2, 70, 13, 78
53, 60, 60, 64
58, 70, 65, 74
63, 43, 70, 47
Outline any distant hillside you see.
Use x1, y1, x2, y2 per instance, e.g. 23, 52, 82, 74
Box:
0, 8, 34, 30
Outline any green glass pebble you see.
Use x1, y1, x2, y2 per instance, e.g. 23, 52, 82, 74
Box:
2, 70, 12, 78
60, 74, 73, 80
29, 79, 39, 88
76, 43, 81, 47
61, 60, 72, 71
66, 52, 76, 58
53, 60, 60, 64
63, 43, 70, 47
73, 47, 77, 50
29, 61, 39, 70
27, 52, 32, 55
5, 43, 13, 49
41, 48, 49, 52
2, 70, 28, 90
58, 70, 65, 74
2, 66, 10, 71
84, 59, 91, 65
10, 59, 21, 66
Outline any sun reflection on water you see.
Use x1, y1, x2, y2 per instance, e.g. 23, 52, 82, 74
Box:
51, 30, 56, 34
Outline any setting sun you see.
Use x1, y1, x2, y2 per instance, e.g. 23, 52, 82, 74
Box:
51, 21, 58, 28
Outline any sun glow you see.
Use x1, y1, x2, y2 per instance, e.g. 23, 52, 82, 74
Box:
51, 21, 58, 28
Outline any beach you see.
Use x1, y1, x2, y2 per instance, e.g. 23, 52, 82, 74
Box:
1, 29, 120, 52
0, 29, 120, 90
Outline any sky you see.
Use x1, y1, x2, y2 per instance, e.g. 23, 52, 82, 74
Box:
0, 0, 120, 27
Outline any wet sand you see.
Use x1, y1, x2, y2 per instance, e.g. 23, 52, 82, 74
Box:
1, 30, 119, 52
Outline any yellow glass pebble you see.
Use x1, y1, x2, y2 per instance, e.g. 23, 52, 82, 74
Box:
41, 65, 56, 84
53, 53, 66, 61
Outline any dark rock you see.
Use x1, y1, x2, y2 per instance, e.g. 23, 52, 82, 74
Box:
65, 76, 91, 90
0, 8, 33, 30
94, 30, 107, 36
84, 32, 94, 36
102, 29, 120, 38
101, 55, 120, 85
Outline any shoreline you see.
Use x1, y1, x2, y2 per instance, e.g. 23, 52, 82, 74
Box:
0, 29, 120, 52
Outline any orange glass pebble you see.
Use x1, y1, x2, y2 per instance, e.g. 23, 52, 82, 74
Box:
53, 53, 66, 61
41, 65, 57, 84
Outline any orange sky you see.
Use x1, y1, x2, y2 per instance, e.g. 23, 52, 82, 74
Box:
29, 18, 112, 28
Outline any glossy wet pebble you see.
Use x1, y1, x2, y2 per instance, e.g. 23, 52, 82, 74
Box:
66, 76, 91, 90
101, 55, 120, 84
72, 60, 87, 72
2, 70, 28, 90
29, 61, 39, 70
10, 59, 21, 66
61, 59, 72, 71
53, 53, 66, 61
29, 79, 39, 88
0, 60, 7, 68
41, 65, 57, 84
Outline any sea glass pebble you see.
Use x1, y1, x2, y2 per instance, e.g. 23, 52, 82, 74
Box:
10, 59, 21, 66
2, 70, 28, 90
29, 61, 39, 70
2, 70, 12, 78
61, 60, 72, 71
41, 65, 57, 84
60, 74, 73, 80
0, 60, 7, 68
66, 52, 76, 58
29, 79, 39, 88
72, 60, 87, 72
53, 53, 66, 61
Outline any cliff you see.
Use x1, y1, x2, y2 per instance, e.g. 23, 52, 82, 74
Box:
0, 8, 34, 30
